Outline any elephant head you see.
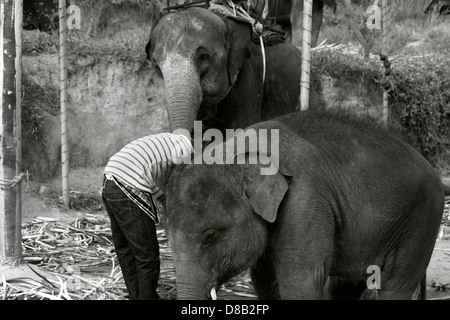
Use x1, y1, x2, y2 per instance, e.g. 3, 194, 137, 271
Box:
165, 155, 291, 299
146, 7, 252, 133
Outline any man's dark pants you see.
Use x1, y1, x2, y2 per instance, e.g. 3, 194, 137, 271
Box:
101, 178, 160, 300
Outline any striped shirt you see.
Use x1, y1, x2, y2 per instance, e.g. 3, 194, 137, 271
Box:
104, 133, 192, 221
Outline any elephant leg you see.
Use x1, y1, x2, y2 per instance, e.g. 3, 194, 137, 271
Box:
273, 193, 335, 299
250, 253, 280, 300
372, 268, 419, 300
326, 277, 367, 300
376, 288, 416, 300
276, 258, 331, 299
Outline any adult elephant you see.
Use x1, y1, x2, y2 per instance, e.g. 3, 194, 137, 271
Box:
146, 6, 321, 133
165, 110, 444, 299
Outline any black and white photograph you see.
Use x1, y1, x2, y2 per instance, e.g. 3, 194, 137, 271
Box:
0, 0, 449, 306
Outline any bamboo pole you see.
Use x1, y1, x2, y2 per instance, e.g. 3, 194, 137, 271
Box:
15, 0, 23, 264
381, 0, 391, 126
299, 0, 313, 111
59, 0, 70, 210
0, 0, 21, 266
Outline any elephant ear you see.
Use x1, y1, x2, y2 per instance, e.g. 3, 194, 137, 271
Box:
223, 15, 252, 87
241, 153, 292, 223
145, 4, 166, 61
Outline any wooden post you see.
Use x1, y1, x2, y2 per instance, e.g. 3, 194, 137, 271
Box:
15, 0, 23, 264
59, 0, 70, 210
0, 0, 21, 267
381, 0, 391, 126
299, 0, 313, 111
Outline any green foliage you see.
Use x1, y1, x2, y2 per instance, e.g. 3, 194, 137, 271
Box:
312, 48, 381, 82
390, 54, 450, 163
23, 0, 155, 64
313, 49, 450, 165
390, 0, 429, 22
65, 29, 150, 66
23, 31, 58, 56
319, 0, 450, 55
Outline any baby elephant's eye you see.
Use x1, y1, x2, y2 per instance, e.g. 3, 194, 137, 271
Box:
202, 229, 220, 247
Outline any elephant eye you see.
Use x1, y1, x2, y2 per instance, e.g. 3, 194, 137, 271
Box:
196, 47, 210, 63
202, 229, 220, 247
196, 48, 211, 76
197, 52, 209, 62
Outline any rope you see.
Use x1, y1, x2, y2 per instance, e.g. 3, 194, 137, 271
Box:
208, 1, 267, 84
209, 1, 264, 35
163, 1, 279, 85
259, 35, 266, 84
0, 171, 29, 190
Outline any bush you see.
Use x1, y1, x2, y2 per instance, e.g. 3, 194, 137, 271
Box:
22, 0, 156, 64
312, 47, 381, 82
390, 54, 450, 163
312, 49, 450, 166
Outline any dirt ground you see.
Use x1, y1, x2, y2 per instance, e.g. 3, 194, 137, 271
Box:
17, 167, 450, 300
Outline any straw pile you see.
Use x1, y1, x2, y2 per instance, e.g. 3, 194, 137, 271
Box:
440, 196, 450, 240
1, 213, 256, 300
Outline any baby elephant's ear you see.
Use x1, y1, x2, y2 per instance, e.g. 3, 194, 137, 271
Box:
245, 167, 290, 223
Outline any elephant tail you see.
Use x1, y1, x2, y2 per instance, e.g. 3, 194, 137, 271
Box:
420, 274, 427, 300
410, 274, 427, 300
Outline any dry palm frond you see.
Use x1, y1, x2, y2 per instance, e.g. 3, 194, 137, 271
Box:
1, 213, 257, 300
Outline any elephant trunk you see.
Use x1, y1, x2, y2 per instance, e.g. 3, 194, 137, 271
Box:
162, 56, 203, 133
175, 265, 213, 300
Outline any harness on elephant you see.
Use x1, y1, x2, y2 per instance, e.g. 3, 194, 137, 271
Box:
163, 0, 287, 85
163, 0, 286, 45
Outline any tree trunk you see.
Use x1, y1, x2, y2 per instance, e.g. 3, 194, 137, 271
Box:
0, 0, 21, 267
15, 0, 23, 267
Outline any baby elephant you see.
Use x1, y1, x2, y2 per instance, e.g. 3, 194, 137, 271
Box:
165, 110, 444, 300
